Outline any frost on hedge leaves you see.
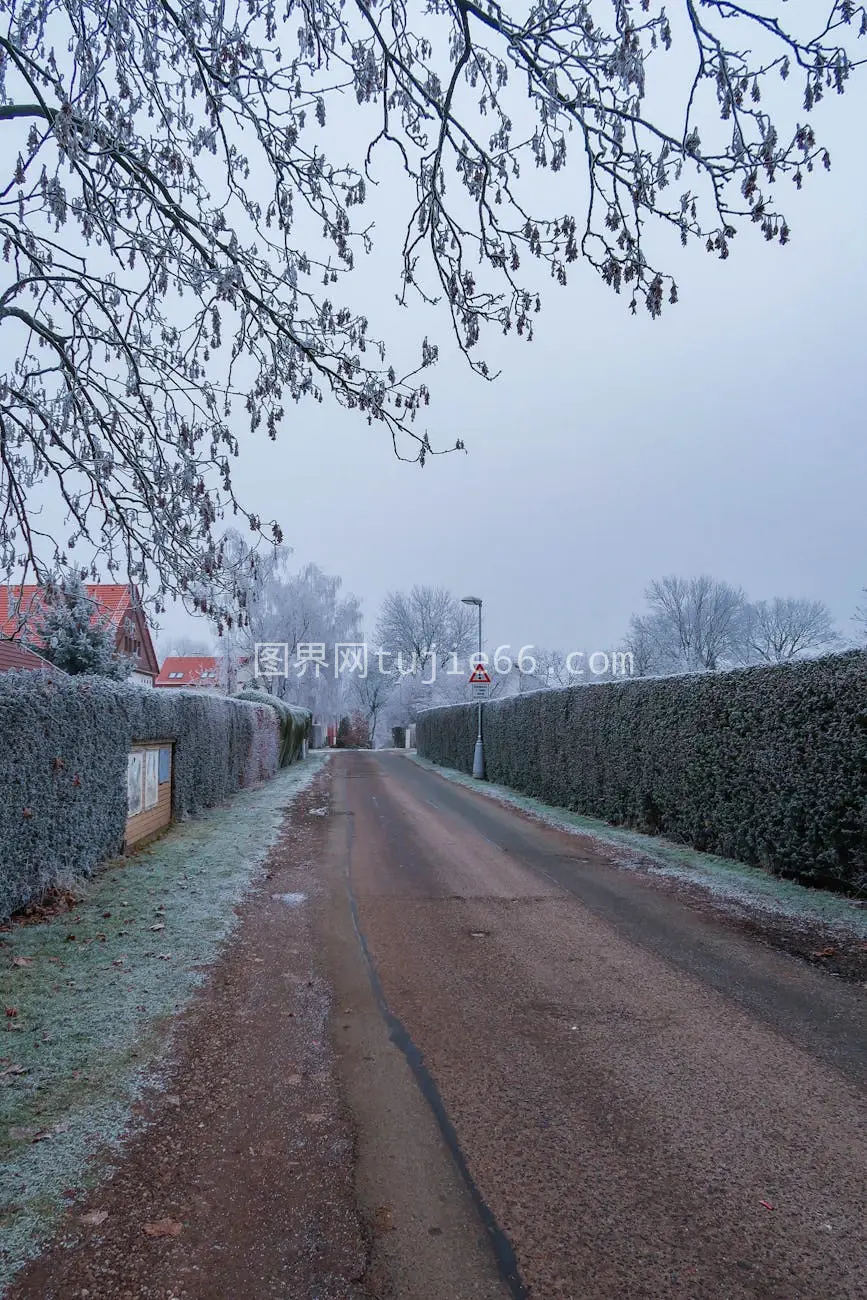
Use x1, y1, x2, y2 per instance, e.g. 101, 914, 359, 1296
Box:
235, 689, 312, 768
416, 651, 867, 893
0, 671, 304, 920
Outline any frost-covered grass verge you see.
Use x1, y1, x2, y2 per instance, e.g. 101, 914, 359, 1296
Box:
0, 754, 326, 1291
410, 754, 867, 940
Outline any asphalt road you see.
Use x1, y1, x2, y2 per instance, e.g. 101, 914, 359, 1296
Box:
334, 750, 867, 1300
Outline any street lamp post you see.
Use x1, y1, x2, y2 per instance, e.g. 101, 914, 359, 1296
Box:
462, 596, 485, 779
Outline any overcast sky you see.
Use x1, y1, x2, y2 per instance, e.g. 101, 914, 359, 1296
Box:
143, 25, 867, 660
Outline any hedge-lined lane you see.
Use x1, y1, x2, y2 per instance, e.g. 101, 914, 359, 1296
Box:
416, 651, 867, 892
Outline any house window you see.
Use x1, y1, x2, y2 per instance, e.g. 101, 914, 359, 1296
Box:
201, 670, 215, 679
168, 671, 184, 680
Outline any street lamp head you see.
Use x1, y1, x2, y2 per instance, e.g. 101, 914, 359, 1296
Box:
461, 596, 482, 606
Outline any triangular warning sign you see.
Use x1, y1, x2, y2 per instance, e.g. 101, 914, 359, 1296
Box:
468, 662, 491, 684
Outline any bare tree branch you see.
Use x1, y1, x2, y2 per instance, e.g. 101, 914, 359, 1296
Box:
0, 0, 863, 620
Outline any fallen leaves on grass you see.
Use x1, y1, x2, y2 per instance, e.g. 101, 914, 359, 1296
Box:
811, 948, 838, 959
11, 956, 32, 967
142, 1218, 184, 1238
12, 888, 79, 923
78, 1209, 109, 1227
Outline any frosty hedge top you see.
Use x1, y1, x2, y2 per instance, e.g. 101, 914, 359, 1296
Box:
0, 671, 311, 919
416, 651, 867, 893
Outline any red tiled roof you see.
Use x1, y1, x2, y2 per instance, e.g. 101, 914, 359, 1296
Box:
81, 585, 135, 630
0, 584, 139, 643
155, 656, 219, 687
0, 640, 60, 673
0, 583, 159, 679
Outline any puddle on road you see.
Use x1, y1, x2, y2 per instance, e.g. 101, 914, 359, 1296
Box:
271, 892, 307, 907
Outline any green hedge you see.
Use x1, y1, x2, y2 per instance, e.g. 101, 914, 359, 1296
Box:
234, 690, 312, 766
416, 651, 867, 892
0, 672, 286, 919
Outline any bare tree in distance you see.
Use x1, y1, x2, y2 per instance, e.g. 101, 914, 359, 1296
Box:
157, 635, 214, 660
621, 618, 660, 679
743, 598, 840, 663
854, 591, 867, 641
532, 648, 572, 690
632, 575, 748, 673
1, 1, 864, 620
351, 663, 396, 749
220, 528, 361, 715
376, 586, 475, 673
624, 579, 846, 675
380, 656, 471, 735
492, 647, 568, 696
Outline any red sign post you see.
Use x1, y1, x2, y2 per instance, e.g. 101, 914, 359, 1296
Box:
468, 662, 491, 699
